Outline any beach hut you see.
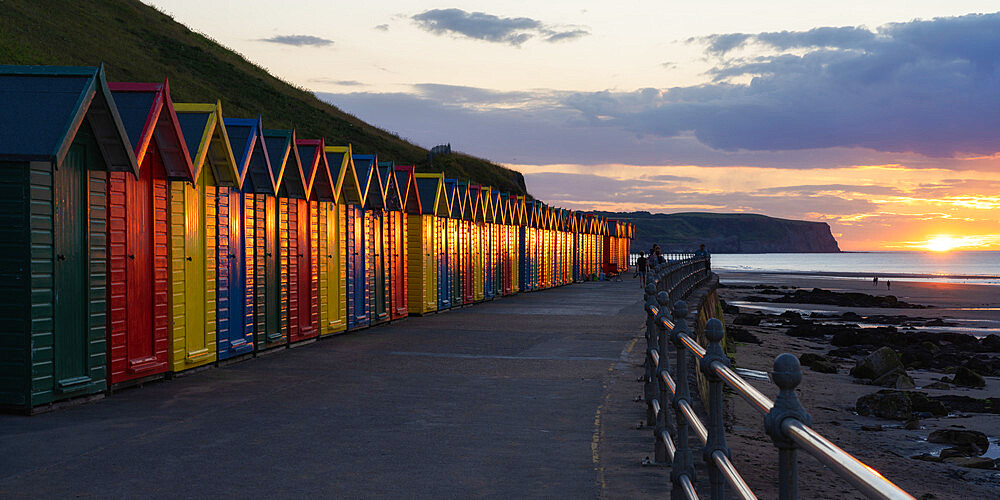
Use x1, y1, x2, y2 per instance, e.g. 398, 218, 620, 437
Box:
378, 161, 404, 321
389, 164, 420, 319
285, 139, 327, 342
469, 185, 485, 302
416, 173, 450, 311
106, 80, 192, 386
255, 128, 300, 349
0, 65, 136, 410
216, 116, 273, 360
457, 181, 475, 305
497, 193, 513, 296
510, 194, 523, 293
355, 154, 389, 325
489, 189, 503, 298
323, 146, 361, 335
411, 172, 446, 314
442, 179, 460, 308
347, 154, 377, 328
480, 187, 495, 300
172, 101, 240, 371
518, 199, 530, 293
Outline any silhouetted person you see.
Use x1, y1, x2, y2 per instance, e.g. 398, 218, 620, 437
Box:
886, 281, 891, 290
873, 276, 879, 287
636, 252, 648, 288
694, 244, 708, 258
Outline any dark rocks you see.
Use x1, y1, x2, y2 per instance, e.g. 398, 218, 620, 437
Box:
979, 334, 1000, 353
767, 288, 930, 308
733, 313, 762, 326
861, 424, 884, 431
855, 390, 948, 420
903, 418, 921, 430
786, 323, 843, 338
728, 327, 761, 345
850, 347, 913, 389
941, 456, 997, 469
928, 429, 989, 456
924, 381, 952, 390
950, 367, 986, 388
911, 453, 942, 463
719, 299, 740, 315
799, 353, 838, 373
931, 395, 999, 414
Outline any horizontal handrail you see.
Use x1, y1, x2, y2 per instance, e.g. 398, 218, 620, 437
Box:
641, 256, 914, 500
783, 420, 913, 500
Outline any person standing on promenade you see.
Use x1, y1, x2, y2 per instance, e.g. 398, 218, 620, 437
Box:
636, 252, 648, 288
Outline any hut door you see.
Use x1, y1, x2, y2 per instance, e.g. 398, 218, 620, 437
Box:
53, 144, 89, 391
264, 196, 280, 340
423, 215, 435, 310
373, 212, 385, 318
352, 206, 366, 322
296, 199, 313, 335
227, 190, 249, 352
126, 148, 156, 370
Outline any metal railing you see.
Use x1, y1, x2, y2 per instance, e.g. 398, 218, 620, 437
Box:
641, 257, 913, 500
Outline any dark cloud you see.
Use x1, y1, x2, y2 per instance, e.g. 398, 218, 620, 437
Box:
579, 13, 1000, 157
374, 24, 389, 32
411, 8, 589, 46
258, 34, 333, 47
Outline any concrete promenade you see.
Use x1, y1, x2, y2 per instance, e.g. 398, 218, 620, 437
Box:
1, 279, 646, 498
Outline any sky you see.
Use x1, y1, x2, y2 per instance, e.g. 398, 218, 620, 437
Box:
146, 1, 1000, 251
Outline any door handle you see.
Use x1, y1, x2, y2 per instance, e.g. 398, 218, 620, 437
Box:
186, 256, 192, 261
128, 254, 135, 260
56, 254, 66, 261
228, 254, 236, 259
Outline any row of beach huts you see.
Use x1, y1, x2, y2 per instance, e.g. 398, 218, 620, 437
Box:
0, 65, 634, 413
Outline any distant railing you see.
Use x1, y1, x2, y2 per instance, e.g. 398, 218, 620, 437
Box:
641, 257, 913, 500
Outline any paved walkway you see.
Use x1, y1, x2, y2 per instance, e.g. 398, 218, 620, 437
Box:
1, 278, 646, 498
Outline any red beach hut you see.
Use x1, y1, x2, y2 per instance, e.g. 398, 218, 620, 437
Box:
107, 80, 193, 386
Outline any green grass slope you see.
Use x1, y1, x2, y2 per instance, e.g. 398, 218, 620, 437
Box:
0, 0, 527, 194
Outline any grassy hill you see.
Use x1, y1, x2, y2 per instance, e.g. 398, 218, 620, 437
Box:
0, 0, 527, 194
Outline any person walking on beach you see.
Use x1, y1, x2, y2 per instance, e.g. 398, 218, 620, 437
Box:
873, 276, 879, 287
886, 280, 891, 290
636, 252, 648, 288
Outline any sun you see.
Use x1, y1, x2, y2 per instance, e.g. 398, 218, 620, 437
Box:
924, 235, 962, 252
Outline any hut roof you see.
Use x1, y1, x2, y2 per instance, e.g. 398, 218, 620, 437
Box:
414, 172, 448, 216
108, 79, 192, 181
325, 145, 363, 205
174, 100, 239, 187
263, 129, 306, 198
224, 116, 275, 194
0, 64, 137, 174
393, 165, 422, 215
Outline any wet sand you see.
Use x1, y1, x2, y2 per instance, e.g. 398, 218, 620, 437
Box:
717, 272, 1000, 499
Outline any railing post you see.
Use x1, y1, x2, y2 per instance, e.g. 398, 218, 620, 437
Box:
764, 354, 812, 500
644, 283, 659, 426
670, 300, 696, 498
700, 318, 731, 499
654, 291, 673, 463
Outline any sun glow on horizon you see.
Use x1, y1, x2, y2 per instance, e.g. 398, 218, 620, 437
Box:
918, 235, 993, 252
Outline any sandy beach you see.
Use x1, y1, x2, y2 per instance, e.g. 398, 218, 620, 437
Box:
716, 272, 1000, 499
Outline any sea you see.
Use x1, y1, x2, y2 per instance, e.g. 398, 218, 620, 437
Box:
709, 251, 1000, 285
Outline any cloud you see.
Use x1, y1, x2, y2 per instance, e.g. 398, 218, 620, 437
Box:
374, 24, 389, 32
411, 8, 589, 46
259, 34, 333, 47
580, 13, 1000, 157
311, 78, 367, 87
